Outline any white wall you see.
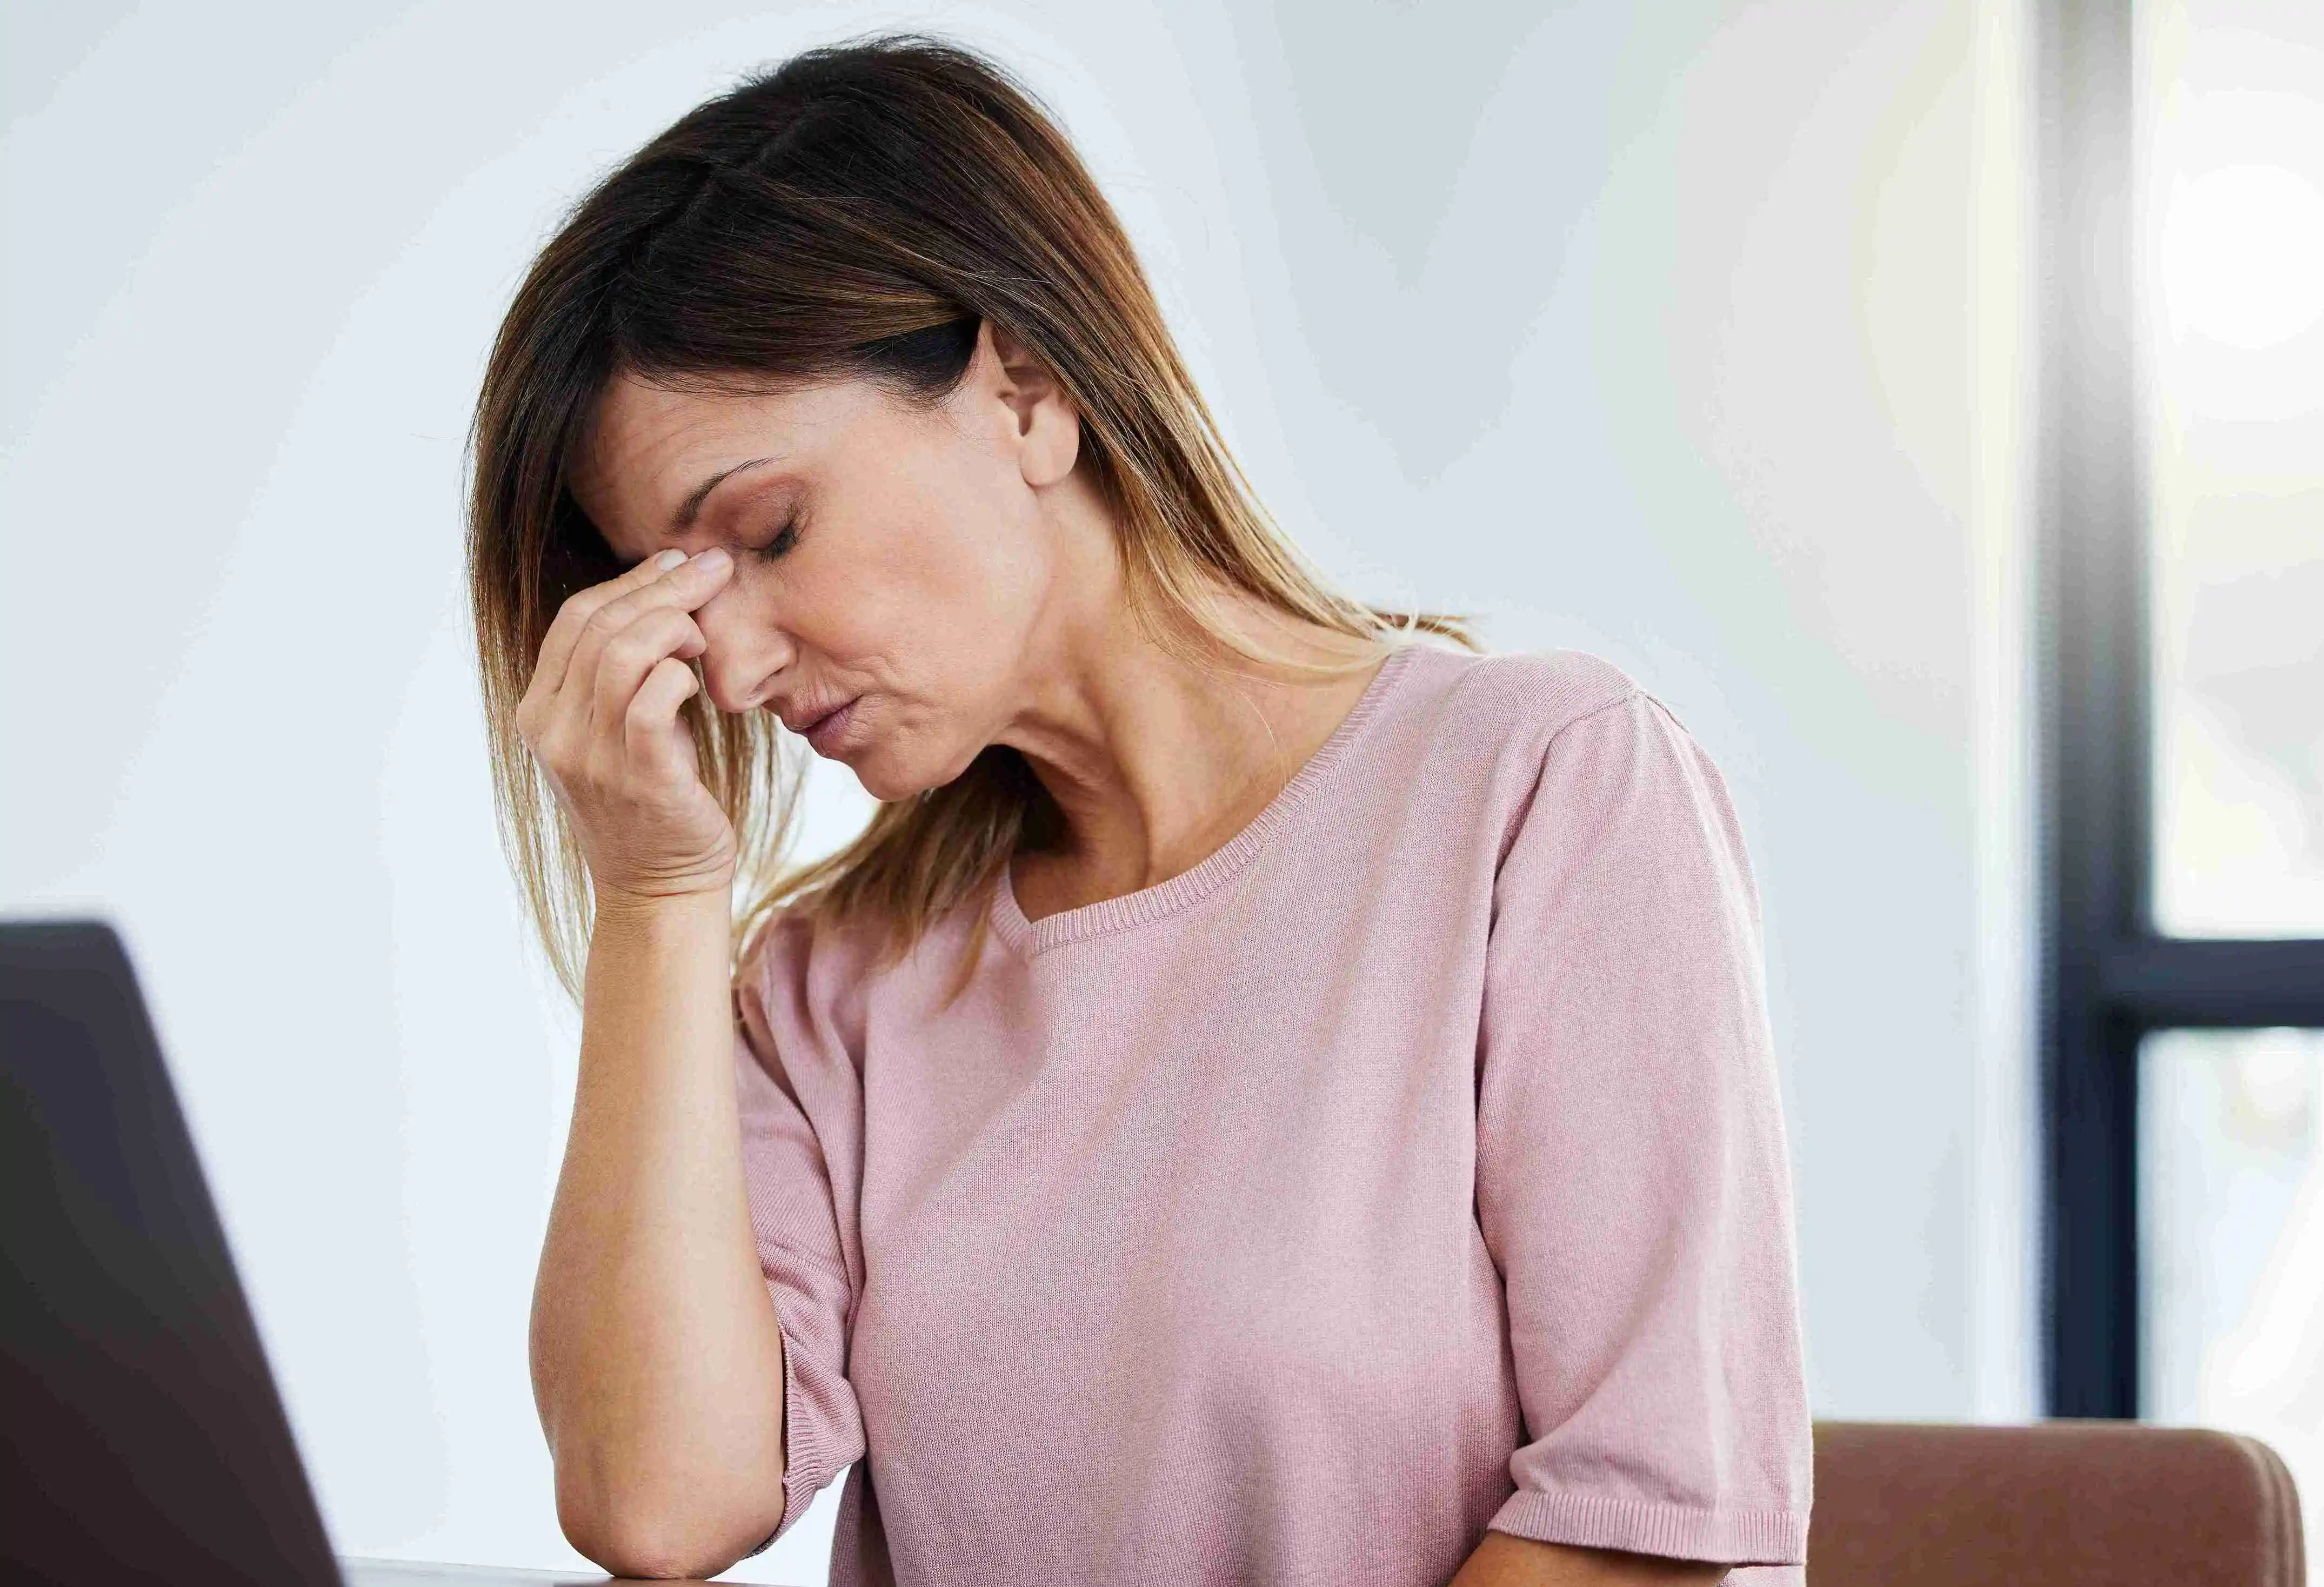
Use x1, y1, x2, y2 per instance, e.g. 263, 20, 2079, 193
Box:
0, 2, 2034, 1579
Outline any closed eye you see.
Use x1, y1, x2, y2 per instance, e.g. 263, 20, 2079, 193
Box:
754, 518, 801, 561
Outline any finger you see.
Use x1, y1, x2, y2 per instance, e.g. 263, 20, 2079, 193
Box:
560, 548, 734, 704
624, 656, 704, 778
587, 607, 707, 738
530, 547, 689, 704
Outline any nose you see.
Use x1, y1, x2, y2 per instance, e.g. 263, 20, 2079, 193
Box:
691, 583, 790, 714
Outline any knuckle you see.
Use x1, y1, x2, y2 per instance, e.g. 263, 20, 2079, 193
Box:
601, 631, 647, 671
631, 611, 691, 659
641, 658, 699, 708
517, 702, 563, 755
555, 588, 603, 627
627, 613, 678, 655
618, 668, 664, 723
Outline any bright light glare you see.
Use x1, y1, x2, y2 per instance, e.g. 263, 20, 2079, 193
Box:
2160, 163, 2324, 350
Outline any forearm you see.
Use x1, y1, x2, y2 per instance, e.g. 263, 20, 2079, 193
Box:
1450, 1531, 1732, 1587
530, 887, 788, 1577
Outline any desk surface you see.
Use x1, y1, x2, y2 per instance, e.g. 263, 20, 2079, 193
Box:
342, 1558, 792, 1587
342, 1562, 610, 1586
339, 1557, 809, 1587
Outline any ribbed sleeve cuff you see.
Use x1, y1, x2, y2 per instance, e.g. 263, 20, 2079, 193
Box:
769, 1312, 829, 1548
731, 1316, 823, 1562
1489, 1490, 1808, 1566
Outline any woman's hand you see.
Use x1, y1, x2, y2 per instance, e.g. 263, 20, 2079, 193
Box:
515, 547, 740, 905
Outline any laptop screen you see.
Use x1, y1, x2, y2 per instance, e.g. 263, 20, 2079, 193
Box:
1, 921, 342, 1586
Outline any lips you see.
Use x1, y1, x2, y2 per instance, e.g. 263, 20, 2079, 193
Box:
804, 697, 869, 753
779, 698, 849, 735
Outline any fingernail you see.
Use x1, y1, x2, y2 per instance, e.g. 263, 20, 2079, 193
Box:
693, 547, 731, 574
655, 548, 686, 571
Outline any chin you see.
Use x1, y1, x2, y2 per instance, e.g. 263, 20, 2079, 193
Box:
846, 746, 938, 804
852, 764, 916, 802
850, 734, 987, 805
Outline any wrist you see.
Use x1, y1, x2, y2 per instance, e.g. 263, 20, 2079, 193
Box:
589, 882, 732, 941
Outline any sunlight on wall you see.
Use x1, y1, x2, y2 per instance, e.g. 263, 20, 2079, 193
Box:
2137, 0, 2324, 1565
2142, 2, 2324, 937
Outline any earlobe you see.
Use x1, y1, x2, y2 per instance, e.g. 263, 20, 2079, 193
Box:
984, 319, 1081, 489
1020, 399, 1081, 490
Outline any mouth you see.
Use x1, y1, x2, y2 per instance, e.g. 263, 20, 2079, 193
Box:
791, 698, 860, 754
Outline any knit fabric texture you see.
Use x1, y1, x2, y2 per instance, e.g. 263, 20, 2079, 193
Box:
732, 642, 1814, 1586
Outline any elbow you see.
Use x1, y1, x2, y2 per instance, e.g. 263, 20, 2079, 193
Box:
555, 1466, 780, 1581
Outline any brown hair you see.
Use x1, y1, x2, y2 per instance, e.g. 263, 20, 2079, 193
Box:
468, 32, 1471, 995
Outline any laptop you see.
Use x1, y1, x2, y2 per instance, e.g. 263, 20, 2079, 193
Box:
0, 921, 617, 1586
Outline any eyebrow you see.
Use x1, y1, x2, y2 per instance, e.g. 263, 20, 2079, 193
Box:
671, 456, 785, 535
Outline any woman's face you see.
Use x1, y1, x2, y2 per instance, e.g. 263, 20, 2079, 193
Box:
569, 328, 1084, 801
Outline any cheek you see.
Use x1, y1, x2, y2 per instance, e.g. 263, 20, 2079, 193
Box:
837, 524, 1044, 695
909, 548, 1045, 707
804, 418, 1051, 711
926, 481, 1054, 662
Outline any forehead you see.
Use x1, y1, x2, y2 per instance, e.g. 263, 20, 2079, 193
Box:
571, 371, 887, 548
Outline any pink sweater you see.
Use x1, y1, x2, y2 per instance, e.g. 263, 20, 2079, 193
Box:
732, 643, 1813, 1587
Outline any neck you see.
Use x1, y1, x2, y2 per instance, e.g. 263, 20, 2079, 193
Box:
996, 536, 1387, 918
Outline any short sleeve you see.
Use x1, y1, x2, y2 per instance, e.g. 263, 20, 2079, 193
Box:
732, 913, 871, 1546
1474, 689, 1812, 1571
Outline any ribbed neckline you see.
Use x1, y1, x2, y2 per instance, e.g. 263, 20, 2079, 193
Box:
990, 643, 1422, 956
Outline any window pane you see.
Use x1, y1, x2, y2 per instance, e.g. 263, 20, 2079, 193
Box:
2139, 0, 2324, 937
2141, 1028, 2324, 1549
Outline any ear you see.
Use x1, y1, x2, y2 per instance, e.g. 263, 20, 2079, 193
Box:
977, 318, 1081, 489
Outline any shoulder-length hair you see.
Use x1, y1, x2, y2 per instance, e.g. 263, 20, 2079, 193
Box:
468, 33, 1470, 996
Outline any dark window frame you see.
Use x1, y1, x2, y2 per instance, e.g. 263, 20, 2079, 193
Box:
2036, 0, 2324, 1419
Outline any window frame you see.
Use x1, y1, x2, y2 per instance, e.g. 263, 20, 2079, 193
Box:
2036, 0, 2324, 1419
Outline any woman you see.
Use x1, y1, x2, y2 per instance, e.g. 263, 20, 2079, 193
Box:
469, 35, 1812, 1587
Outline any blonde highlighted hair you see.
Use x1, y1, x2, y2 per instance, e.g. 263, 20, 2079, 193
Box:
467, 34, 1471, 995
